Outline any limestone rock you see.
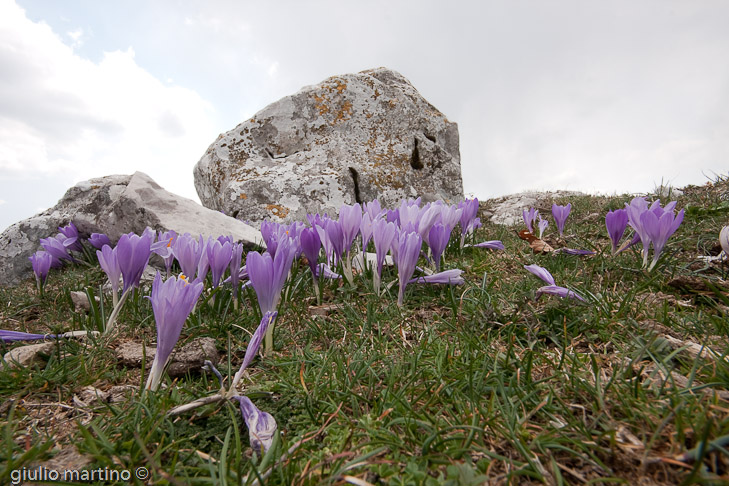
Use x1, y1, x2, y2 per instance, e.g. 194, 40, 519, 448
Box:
0, 342, 55, 370
194, 67, 463, 224
115, 337, 219, 377
0, 171, 262, 287
486, 191, 584, 226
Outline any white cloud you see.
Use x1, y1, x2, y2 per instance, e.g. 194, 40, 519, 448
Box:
0, 0, 217, 209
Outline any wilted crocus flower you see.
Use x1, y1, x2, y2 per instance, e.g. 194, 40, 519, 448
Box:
29, 251, 53, 295
145, 272, 204, 391
88, 233, 112, 250
640, 207, 684, 271
522, 208, 538, 233
228, 311, 278, 395
605, 209, 629, 254
372, 218, 397, 295
472, 240, 505, 250
116, 231, 153, 293
537, 216, 549, 239
1, 330, 57, 342
207, 239, 233, 288
97, 245, 121, 306
408, 268, 465, 286
524, 264, 585, 302
232, 395, 278, 454
395, 231, 422, 307
552, 203, 571, 237
428, 223, 450, 272
247, 237, 297, 353
721, 226, 729, 257
58, 222, 83, 252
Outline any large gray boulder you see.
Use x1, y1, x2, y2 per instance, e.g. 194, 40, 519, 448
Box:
0, 171, 261, 287
194, 67, 463, 224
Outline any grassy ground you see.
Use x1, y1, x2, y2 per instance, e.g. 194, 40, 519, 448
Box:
1, 176, 729, 485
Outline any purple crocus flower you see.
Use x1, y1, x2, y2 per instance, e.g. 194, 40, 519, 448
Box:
364, 199, 384, 220
232, 395, 278, 454
394, 231, 422, 307
537, 216, 549, 239
171, 233, 203, 280
96, 244, 121, 305
196, 236, 212, 282
116, 231, 153, 293
605, 209, 629, 254
145, 272, 204, 391
552, 203, 571, 237
39, 234, 74, 264
300, 226, 321, 277
339, 203, 362, 254
88, 233, 112, 250
458, 198, 480, 247
522, 208, 538, 233
207, 239, 233, 288
473, 240, 506, 250
624, 197, 652, 267
58, 222, 83, 252
324, 218, 344, 266
372, 218, 397, 294
439, 203, 463, 235
428, 223, 451, 272
1, 330, 59, 342
360, 213, 375, 254
640, 207, 684, 271
408, 268, 464, 285
524, 264, 585, 302
29, 251, 53, 291
229, 243, 245, 300
152, 230, 178, 277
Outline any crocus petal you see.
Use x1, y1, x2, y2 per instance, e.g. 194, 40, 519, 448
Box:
536, 285, 586, 302
605, 208, 629, 253
473, 240, 505, 250
239, 311, 278, 373
116, 231, 153, 293
339, 203, 362, 253
88, 233, 112, 250
314, 263, 342, 279
524, 264, 556, 286
96, 245, 121, 294
233, 396, 278, 454
29, 251, 53, 285
0, 330, 58, 342
408, 268, 464, 285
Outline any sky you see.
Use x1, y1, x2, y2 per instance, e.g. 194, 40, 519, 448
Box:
1, 0, 727, 232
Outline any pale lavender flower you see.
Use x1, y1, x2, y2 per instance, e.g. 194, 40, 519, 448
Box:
605, 209, 629, 254
88, 233, 112, 250
29, 251, 53, 292
196, 236, 212, 282
524, 264, 585, 302
537, 216, 549, 239
151, 230, 178, 277
229, 243, 245, 299
239, 311, 278, 373
473, 240, 505, 250
58, 222, 83, 252
116, 231, 153, 293
458, 198, 480, 247
640, 207, 684, 271
171, 233, 203, 280
428, 223, 450, 272
522, 208, 538, 233
408, 268, 464, 285
300, 227, 321, 276
96, 244, 121, 303
363, 199, 384, 220
232, 395, 278, 454
552, 203, 571, 237
394, 231, 422, 307
207, 239, 233, 288
625, 197, 652, 267
439, 204, 463, 235
324, 218, 344, 265
372, 218, 397, 294
360, 213, 375, 253
314, 263, 342, 279
339, 203, 362, 253
145, 272, 204, 391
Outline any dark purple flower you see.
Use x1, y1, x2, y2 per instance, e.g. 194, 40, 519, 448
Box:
207, 239, 233, 288
58, 222, 83, 252
39, 235, 73, 263
88, 233, 112, 250
552, 203, 571, 237
371, 218, 397, 294
116, 231, 153, 293
29, 251, 53, 289
395, 231, 422, 307
232, 395, 278, 454
300, 227, 321, 277
324, 219, 344, 265
427, 223, 451, 272
605, 208, 629, 254
145, 272, 204, 391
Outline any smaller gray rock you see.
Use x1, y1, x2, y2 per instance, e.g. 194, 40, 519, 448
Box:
70, 291, 100, 313
486, 191, 584, 226
116, 337, 219, 377
0, 341, 56, 370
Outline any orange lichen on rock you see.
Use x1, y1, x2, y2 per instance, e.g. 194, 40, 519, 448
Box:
266, 204, 290, 219
239, 193, 248, 199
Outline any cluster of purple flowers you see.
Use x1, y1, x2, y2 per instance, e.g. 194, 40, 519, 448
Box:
28, 222, 84, 294
605, 197, 684, 270
522, 203, 572, 238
